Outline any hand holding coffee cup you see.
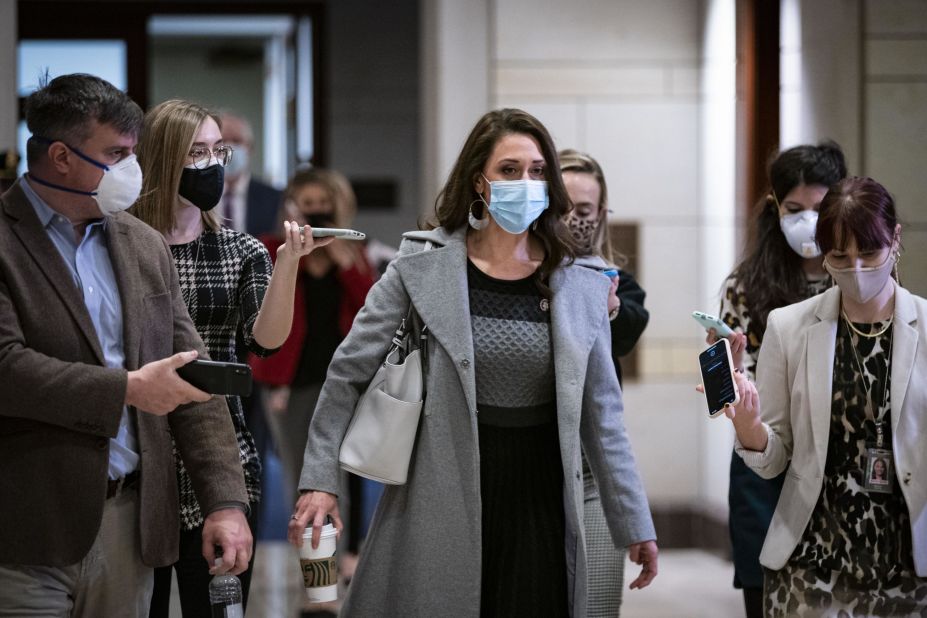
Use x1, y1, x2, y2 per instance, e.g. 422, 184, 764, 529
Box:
288, 490, 343, 549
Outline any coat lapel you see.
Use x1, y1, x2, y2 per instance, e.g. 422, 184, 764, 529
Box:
394, 229, 478, 414
807, 289, 839, 469
4, 181, 105, 365
890, 286, 918, 437
105, 215, 142, 371
550, 263, 608, 427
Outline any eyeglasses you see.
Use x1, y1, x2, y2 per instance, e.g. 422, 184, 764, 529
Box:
188, 145, 233, 169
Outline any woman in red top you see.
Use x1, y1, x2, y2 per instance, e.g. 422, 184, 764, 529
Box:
250, 168, 374, 513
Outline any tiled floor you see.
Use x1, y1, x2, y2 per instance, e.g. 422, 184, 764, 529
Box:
181, 544, 744, 617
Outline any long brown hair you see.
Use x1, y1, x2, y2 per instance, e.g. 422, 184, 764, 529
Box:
130, 99, 221, 234
732, 141, 847, 334
427, 108, 576, 288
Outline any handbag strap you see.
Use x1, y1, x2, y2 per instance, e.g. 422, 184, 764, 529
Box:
391, 239, 433, 360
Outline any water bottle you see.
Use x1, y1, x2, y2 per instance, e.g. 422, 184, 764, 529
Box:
209, 558, 244, 618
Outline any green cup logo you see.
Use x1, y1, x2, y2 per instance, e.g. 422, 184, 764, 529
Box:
301, 556, 338, 588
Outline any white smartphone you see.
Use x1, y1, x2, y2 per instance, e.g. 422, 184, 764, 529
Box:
307, 227, 367, 240
692, 311, 734, 338
698, 338, 741, 418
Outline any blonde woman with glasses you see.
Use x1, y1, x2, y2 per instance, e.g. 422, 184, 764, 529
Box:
130, 99, 331, 617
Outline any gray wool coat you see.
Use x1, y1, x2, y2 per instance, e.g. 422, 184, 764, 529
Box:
299, 226, 656, 617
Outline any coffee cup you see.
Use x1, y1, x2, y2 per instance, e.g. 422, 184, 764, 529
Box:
299, 524, 338, 603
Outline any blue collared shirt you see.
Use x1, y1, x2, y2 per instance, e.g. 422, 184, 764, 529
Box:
21, 178, 139, 479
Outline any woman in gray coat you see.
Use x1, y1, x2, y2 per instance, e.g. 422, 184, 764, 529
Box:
289, 108, 658, 617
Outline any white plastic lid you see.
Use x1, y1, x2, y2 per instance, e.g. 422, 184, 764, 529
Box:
302, 523, 337, 539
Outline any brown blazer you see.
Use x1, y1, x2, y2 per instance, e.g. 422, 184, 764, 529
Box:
0, 179, 248, 567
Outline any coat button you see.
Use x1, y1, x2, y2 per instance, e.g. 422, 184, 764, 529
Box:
575, 471, 581, 480
460, 359, 470, 368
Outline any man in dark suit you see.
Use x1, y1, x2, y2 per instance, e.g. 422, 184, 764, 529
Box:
0, 74, 252, 616
218, 111, 282, 236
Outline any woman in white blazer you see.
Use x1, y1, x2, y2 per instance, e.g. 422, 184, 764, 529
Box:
728, 176, 927, 615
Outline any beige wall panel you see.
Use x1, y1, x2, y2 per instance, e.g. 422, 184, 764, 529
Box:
495, 66, 666, 98
865, 0, 927, 34
583, 101, 699, 221
494, 0, 699, 62
867, 40, 927, 77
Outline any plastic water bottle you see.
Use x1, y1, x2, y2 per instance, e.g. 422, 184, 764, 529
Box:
209, 558, 244, 618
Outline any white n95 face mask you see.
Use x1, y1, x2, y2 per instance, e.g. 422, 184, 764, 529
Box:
779, 211, 821, 258
28, 136, 143, 215
91, 154, 144, 215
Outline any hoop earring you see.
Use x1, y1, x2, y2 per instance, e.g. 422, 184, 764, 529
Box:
468, 200, 489, 230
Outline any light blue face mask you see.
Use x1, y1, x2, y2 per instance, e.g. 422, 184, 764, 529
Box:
479, 175, 549, 234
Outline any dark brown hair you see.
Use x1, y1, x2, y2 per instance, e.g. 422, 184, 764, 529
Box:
816, 176, 897, 254
427, 108, 576, 289
732, 140, 847, 334
24, 73, 143, 166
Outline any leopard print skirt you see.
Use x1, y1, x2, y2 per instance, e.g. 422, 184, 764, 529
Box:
765, 564, 927, 617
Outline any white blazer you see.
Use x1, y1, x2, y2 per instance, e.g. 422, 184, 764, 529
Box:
735, 285, 927, 576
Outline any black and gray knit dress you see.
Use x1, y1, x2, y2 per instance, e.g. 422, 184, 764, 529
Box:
467, 260, 569, 618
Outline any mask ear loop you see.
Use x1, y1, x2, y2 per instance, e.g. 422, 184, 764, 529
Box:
767, 190, 781, 213
892, 240, 902, 284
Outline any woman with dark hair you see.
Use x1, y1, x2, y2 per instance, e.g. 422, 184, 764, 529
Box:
728, 176, 927, 614
559, 148, 650, 617
287, 108, 658, 616
705, 141, 846, 617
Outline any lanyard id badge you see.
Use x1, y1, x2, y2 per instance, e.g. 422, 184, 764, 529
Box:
864, 446, 894, 493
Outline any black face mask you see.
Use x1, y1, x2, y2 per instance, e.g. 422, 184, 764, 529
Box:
178, 164, 225, 211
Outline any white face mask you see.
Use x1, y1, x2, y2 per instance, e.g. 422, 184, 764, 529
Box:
780, 211, 821, 258
28, 137, 143, 216
824, 248, 896, 304
92, 154, 144, 215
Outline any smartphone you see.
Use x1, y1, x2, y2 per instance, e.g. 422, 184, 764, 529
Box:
602, 269, 619, 278
692, 311, 734, 338
698, 339, 741, 417
307, 227, 366, 240
176, 359, 253, 397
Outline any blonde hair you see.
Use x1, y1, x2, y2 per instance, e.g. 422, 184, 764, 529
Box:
283, 167, 357, 228
130, 99, 221, 234
558, 148, 626, 268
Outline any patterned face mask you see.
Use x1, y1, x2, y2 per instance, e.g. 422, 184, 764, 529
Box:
566, 215, 598, 255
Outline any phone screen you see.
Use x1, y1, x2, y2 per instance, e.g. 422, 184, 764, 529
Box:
699, 340, 737, 414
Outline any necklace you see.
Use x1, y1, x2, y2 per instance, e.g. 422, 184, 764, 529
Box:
841, 309, 893, 338
843, 316, 893, 448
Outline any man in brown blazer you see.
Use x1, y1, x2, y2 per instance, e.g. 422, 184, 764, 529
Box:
0, 74, 252, 616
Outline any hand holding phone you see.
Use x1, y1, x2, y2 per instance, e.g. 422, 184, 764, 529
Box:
692, 311, 734, 338
176, 359, 253, 397
698, 339, 740, 418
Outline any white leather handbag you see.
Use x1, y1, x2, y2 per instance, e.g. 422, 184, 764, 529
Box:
338, 305, 427, 485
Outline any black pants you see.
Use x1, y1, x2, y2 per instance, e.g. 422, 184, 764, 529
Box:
743, 587, 763, 618
148, 505, 258, 618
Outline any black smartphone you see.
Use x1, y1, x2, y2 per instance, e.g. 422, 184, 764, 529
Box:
698, 338, 740, 417
176, 359, 253, 397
